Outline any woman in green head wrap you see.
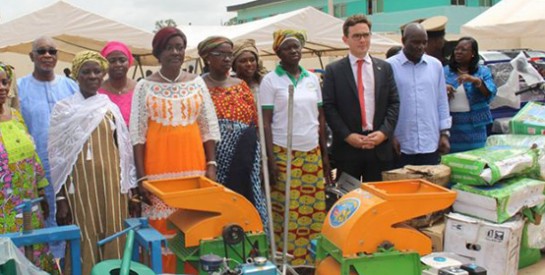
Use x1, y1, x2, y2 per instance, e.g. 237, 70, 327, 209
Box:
260, 29, 332, 266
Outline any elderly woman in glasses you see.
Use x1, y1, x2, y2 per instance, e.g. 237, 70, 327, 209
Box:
49, 51, 136, 274
0, 62, 59, 273
259, 30, 331, 265
130, 27, 220, 273
197, 36, 269, 230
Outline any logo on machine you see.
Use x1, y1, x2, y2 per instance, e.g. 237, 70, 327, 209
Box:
329, 198, 360, 228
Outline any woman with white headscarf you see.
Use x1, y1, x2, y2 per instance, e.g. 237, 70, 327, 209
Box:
49, 50, 136, 274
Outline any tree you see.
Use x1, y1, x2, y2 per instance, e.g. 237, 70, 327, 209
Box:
154, 19, 177, 32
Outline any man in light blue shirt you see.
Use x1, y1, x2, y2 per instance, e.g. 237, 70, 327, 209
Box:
387, 23, 451, 166
17, 36, 77, 257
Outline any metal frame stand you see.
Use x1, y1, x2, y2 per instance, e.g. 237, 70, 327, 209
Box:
123, 218, 166, 274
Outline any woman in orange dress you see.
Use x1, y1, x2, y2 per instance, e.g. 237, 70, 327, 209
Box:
130, 27, 220, 273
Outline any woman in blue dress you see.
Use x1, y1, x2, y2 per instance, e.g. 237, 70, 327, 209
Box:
444, 37, 497, 153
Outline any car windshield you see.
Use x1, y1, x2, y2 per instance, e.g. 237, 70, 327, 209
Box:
480, 52, 511, 63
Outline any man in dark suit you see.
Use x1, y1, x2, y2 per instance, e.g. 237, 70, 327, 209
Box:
323, 14, 399, 182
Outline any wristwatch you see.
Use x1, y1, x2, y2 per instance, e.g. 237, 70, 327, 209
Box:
440, 130, 450, 138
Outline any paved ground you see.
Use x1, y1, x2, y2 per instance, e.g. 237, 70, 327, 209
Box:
519, 253, 545, 275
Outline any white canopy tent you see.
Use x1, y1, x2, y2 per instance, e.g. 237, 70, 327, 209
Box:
182, 6, 400, 63
1, 2, 399, 75
0, 0, 156, 73
461, 0, 545, 50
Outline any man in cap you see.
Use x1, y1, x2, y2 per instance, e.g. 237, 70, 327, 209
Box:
422, 16, 448, 65
323, 14, 399, 182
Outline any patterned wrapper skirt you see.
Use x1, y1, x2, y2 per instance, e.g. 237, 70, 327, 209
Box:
271, 145, 326, 266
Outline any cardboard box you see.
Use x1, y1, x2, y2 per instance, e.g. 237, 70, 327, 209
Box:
444, 213, 524, 275
441, 145, 539, 186
452, 177, 545, 223
421, 222, 446, 252
510, 101, 545, 135
381, 165, 451, 187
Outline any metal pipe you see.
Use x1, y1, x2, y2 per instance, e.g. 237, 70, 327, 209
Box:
119, 230, 135, 275
254, 86, 277, 264
282, 85, 295, 274
15, 198, 43, 261
97, 223, 141, 247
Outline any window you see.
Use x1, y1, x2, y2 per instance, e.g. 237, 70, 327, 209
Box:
451, 0, 466, 5
334, 3, 347, 17
479, 0, 492, 6
371, 0, 384, 14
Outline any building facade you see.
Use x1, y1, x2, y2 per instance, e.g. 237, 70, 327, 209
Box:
227, 0, 501, 33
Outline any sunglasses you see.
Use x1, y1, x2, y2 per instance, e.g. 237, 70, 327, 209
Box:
35, 48, 58, 55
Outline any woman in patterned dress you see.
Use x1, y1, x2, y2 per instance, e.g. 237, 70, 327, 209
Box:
197, 36, 269, 231
130, 27, 220, 273
259, 30, 332, 265
0, 62, 59, 273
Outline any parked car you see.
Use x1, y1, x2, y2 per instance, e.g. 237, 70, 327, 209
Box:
478, 50, 545, 131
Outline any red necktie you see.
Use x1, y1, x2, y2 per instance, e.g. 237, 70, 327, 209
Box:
357, 59, 367, 129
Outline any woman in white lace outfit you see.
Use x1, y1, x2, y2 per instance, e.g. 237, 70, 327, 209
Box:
129, 27, 220, 273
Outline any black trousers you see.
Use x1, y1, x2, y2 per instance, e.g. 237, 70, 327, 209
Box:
396, 151, 441, 168
335, 150, 392, 183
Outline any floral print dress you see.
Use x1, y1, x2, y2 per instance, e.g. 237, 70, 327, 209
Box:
0, 109, 58, 273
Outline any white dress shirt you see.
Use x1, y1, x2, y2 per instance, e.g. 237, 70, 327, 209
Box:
348, 53, 375, 131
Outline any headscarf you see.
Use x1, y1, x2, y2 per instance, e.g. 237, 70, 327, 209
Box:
0, 62, 15, 82
101, 41, 134, 67
232, 39, 267, 80
71, 50, 108, 79
152, 27, 187, 59
49, 85, 136, 195
197, 36, 233, 60
233, 39, 259, 62
272, 29, 307, 52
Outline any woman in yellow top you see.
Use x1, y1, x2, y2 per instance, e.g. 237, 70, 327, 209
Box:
130, 27, 220, 273
0, 62, 59, 273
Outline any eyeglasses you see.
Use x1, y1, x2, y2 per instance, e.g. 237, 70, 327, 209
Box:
209, 51, 234, 59
350, 32, 371, 41
35, 48, 58, 55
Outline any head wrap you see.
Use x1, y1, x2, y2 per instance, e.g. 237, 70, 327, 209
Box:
101, 41, 134, 67
233, 39, 259, 62
232, 39, 267, 80
71, 50, 109, 79
0, 62, 15, 82
152, 27, 187, 59
197, 36, 233, 60
272, 29, 307, 52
